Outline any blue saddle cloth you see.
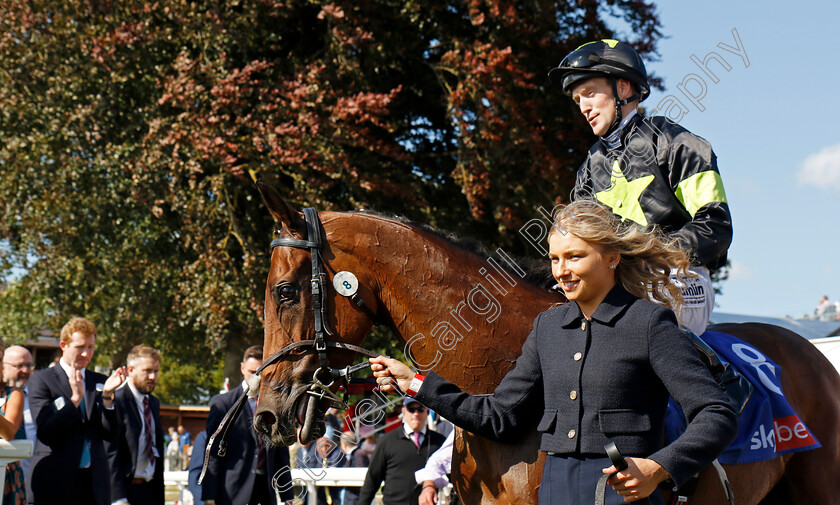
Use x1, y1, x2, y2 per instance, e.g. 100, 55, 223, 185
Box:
665, 330, 821, 465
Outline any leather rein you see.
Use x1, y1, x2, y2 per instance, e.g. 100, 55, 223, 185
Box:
199, 207, 395, 484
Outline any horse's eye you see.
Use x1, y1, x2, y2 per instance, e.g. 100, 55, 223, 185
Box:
274, 283, 299, 303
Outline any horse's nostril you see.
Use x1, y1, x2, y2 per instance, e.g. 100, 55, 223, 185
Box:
255, 410, 277, 431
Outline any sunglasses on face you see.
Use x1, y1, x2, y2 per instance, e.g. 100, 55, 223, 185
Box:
405, 405, 426, 414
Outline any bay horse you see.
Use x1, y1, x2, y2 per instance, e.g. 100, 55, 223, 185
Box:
253, 182, 840, 505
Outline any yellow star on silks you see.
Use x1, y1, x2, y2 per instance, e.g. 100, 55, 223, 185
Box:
595, 161, 655, 226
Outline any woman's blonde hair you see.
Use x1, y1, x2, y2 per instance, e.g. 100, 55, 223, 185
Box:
550, 199, 694, 312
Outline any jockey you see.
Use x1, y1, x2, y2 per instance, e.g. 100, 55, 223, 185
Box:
548, 39, 732, 336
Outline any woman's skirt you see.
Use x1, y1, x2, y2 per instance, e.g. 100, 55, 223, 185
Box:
538, 454, 665, 505
3, 461, 25, 505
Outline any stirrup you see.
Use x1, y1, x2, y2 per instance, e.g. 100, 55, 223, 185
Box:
668, 460, 734, 505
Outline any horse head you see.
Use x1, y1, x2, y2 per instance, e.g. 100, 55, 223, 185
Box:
254, 182, 383, 446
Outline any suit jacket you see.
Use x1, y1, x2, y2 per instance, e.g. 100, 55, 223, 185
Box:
29, 365, 119, 505
187, 430, 208, 505
202, 386, 293, 505
415, 285, 737, 487
105, 384, 165, 503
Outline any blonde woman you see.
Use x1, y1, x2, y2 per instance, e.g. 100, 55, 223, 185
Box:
0, 339, 25, 505
370, 200, 737, 505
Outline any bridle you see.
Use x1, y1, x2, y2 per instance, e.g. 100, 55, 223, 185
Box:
259, 206, 386, 404
199, 206, 399, 484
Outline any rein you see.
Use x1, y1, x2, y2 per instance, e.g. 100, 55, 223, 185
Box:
199, 207, 396, 485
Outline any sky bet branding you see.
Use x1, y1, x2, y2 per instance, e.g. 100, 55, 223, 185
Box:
726, 341, 820, 457
692, 332, 821, 465
750, 415, 818, 452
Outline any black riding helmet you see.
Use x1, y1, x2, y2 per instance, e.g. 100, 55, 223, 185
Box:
548, 40, 650, 136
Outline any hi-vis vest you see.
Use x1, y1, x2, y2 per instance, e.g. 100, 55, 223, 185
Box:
573, 114, 732, 271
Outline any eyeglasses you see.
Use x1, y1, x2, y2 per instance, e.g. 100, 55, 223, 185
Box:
2, 362, 32, 370
405, 405, 427, 414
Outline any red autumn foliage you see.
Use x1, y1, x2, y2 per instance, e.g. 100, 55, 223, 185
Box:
0, 0, 661, 390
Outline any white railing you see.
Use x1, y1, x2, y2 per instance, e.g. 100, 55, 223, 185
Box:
164, 470, 190, 503
0, 440, 34, 493
166, 467, 372, 505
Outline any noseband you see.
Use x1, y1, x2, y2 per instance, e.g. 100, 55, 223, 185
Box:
199, 207, 395, 485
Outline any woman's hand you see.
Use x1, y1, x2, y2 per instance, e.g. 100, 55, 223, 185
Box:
369, 356, 415, 394
603, 457, 669, 502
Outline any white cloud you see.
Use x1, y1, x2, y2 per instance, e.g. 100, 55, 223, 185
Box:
727, 260, 754, 281
797, 143, 840, 191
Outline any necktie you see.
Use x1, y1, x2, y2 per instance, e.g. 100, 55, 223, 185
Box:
79, 386, 91, 468
412, 431, 421, 449
252, 398, 266, 471
143, 396, 155, 464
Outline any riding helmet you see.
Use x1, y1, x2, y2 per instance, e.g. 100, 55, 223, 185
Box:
548, 39, 650, 101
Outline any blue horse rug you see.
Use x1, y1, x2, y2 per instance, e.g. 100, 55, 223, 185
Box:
665, 329, 820, 465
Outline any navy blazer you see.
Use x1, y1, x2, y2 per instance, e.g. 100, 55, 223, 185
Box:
415, 286, 737, 486
202, 386, 293, 505
105, 384, 166, 503
29, 365, 119, 505
188, 430, 208, 505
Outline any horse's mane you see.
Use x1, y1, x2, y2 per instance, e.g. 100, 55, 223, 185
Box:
352, 210, 557, 290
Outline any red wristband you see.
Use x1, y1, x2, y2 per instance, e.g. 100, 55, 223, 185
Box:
406, 374, 424, 396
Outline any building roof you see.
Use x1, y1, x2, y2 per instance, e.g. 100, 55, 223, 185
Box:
710, 312, 840, 341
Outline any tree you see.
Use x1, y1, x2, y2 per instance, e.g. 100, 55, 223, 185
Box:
0, 0, 661, 400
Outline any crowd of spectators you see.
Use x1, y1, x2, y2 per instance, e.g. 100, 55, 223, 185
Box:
164, 425, 194, 472
6, 317, 166, 505
0, 315, 454, 505
279, 396, 455, 505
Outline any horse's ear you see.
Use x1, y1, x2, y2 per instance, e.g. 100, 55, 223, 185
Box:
257, 182, 306, 236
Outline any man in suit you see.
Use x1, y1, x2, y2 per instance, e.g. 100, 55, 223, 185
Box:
106, 345, 165, 505
358, 397, 446, 505
29, 316, 127, 505
2, 345, 36, 504
202, 345, 293, 505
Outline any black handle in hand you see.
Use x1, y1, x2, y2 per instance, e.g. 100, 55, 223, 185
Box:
602, 442, 652, 505
605, 441, 628, 471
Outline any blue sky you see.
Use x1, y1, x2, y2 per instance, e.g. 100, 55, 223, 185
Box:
621, 1, 840, 318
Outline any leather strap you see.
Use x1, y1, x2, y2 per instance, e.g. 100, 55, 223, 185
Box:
596, 442, 652, 505
198, 388, 249, 485
270, 238, 319, 249
605, 441, 627, 471
595, 472, 612, 505
711, 460, 734, 505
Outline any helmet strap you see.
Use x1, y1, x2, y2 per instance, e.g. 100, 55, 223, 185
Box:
606, 79, 623, 136
604, 78, 642, 137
